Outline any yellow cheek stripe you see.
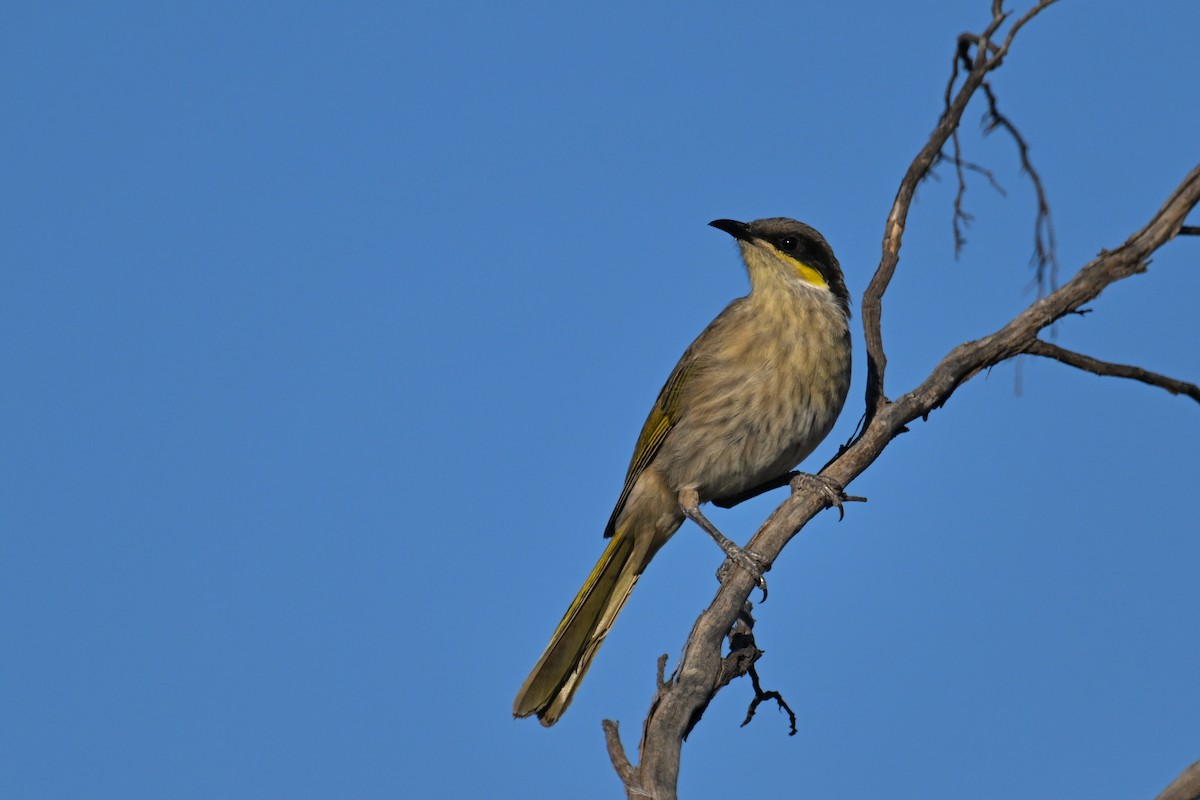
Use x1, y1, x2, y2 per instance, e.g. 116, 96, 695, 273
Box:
781, 253, 828, 289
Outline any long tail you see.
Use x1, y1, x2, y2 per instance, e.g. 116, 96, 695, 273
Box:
513, 526, 646, 726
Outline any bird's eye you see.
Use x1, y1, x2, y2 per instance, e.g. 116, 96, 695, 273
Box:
779, 237, 798, 252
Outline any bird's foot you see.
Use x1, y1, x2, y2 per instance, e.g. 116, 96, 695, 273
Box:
788, 472, 866, 521
679, 489, 769, 601
715, 546, 769, 601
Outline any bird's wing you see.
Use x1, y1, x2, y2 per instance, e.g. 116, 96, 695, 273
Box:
602, 361, 694, 538
601, 299, 745, 538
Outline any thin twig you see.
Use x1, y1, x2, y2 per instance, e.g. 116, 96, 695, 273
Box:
951, 127, 973, 255
1024, 339, 1200, 401
740, 662, 798, 736
980, 82, 1058, 292
961, 159, 1008, 195
995, 0, 1059, 60
862, 4, 1013, 423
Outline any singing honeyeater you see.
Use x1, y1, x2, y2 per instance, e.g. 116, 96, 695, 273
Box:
513, 217, 852, 726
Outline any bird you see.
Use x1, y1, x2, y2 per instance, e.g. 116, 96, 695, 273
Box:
513, 217, 853, 726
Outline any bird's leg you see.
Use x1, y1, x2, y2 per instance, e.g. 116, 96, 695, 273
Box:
710, 473, 792, 509
788, 472, 866, 521
678, 488, 768, 599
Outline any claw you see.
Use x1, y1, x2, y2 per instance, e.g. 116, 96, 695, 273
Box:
680, 488, 769, 600
789, 472, 866, 520
716, 550, 769, 601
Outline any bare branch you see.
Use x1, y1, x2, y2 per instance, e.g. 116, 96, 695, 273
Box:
980, 81, 1058, 291
1024, 340, 1200, 402
625, 158, 1200, 800
739, 662, 798, 736
945, 143, 1015, 258
601, 720, 639, 795
943, 12, 1058, 283
995, 0, 1059, 60
950, 132, 974, 256
961, 158, 1008, 196
943, 35, 1015, 261
862, 1, 1051, 424
613, 4, 1197, 796
1156, 760, 1200, 800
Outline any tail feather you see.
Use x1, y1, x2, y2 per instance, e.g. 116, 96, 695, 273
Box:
513, 527, 645, 726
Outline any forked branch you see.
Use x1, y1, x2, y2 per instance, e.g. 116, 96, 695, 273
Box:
863, 0, 1060, 424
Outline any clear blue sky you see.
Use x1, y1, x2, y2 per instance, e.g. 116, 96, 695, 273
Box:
3, 2, 1197, 798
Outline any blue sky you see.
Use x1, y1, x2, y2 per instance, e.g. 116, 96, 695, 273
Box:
2, 2, 1197, 798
